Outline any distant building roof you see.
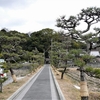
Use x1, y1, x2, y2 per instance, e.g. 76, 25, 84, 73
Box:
90, 51, 100, 57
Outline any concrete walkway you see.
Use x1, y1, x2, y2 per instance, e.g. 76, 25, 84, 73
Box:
8, 64, 62, 100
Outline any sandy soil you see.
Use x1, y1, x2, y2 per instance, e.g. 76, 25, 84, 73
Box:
0, 67, 41, 100
52, 67, 100, 100
52, 67, 81, 100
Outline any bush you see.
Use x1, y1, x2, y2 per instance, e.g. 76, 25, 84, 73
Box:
85, 67, 94, 72
85, 67, 100, 78
93, 69, 100, 75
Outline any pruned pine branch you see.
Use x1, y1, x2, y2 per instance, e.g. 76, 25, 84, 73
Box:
56, 7, 100, 34
56, 16, 78, 30
78, 7, 100, 33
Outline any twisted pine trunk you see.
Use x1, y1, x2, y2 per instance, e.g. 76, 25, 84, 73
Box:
9, 68, 17, 83
61, 67, 67, 79
80, 67, 89, 100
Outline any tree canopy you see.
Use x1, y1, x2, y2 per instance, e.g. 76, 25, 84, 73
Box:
56, 7, 100, 51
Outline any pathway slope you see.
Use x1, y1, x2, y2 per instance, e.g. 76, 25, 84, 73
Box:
7, 64, 65, 100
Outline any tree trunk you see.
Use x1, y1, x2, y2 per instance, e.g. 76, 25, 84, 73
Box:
61, 67, 66, 79
80, 67, 89, 100
0, 75, 2, 92
9, 68, 17, 83
86, 43, 90, 53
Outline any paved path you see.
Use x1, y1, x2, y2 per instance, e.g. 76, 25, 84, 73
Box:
8, 64, 61, 100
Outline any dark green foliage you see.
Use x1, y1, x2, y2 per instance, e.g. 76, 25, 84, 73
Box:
0, 28, 61, 70
74, 59, 85, 67
29, 28, 59, 52
81, 54, 94, 64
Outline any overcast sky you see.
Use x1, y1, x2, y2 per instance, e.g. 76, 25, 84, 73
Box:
0, 0, 100, 33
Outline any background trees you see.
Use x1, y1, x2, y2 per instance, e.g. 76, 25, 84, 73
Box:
0, 28, 61, 79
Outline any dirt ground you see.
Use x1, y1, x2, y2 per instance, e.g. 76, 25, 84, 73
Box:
52, 67, 100, 100
0, 75, 31, 100
0, 67, 41, 100
0, 66, 100, 100
52, 67, 81, 100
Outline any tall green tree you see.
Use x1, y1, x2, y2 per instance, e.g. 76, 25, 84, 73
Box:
29, 28, 60, 52
56, 7, 100, 100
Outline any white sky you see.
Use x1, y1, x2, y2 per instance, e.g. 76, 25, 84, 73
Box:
0, 0, 100, 33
